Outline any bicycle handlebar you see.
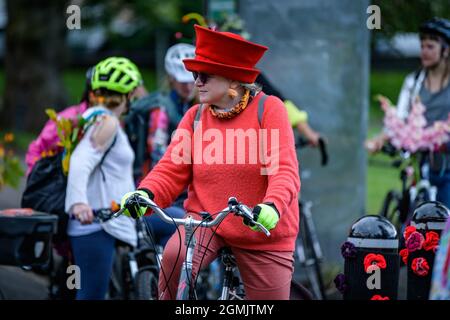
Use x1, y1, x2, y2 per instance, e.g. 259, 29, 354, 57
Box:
69, 208, 116, 223
114, 196, 271, 237
380, 143, 412, 168
296, 136, 328, 166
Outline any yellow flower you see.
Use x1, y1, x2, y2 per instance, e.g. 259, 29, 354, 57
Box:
62, 153, 70, 175
4, 133, 14, 143
45, 109, 58, 122
0, 146, 4, 158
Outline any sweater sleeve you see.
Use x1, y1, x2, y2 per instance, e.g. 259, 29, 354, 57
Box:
64, 125, 115, 213
138, 105, 198, 209
260, 95, 301, 217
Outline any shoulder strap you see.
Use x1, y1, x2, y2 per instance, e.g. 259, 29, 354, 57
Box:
98, 134, 117, 182
409, 69, 426, 108
257, 93, 268, 127
193, 104, 204, 131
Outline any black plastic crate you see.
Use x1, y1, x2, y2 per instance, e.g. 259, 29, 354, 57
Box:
0, 209, 58, 267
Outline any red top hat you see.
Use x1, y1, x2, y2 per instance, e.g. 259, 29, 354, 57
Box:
183, 25, 268, 83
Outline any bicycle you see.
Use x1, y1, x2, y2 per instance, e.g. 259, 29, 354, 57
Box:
378, 143, 437, 232
88, 208, 162, 300
113, 195, 270, 300
294, 136, 328, 300
96, 207, 231, 300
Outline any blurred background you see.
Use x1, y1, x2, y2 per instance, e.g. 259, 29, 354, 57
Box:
0, 0, 449, 299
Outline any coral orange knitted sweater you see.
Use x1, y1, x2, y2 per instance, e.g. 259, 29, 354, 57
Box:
139, 92, 300, 251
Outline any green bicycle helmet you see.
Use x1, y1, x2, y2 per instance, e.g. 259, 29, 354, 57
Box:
91, 57, 142, 94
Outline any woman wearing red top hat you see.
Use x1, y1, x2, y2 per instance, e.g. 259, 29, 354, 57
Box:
121, 25, 300, 300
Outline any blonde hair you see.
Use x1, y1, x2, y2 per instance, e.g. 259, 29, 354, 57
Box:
240, 82, 262, 95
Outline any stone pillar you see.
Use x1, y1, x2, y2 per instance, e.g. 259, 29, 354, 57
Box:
240, 0, 370, 265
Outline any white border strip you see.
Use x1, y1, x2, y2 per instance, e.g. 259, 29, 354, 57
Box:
410, 222, 446, 230
347, 237, 399, 249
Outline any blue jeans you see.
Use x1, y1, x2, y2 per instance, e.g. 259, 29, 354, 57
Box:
143, 206, 185, 247
70, 230, 116, 300
430, 169, 450, 208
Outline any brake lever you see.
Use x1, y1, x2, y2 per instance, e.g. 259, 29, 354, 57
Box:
253, 222, 271, 237
236, 203, 271, 237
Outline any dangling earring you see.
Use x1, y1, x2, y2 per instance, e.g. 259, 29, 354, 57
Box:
228, 88, 238, 99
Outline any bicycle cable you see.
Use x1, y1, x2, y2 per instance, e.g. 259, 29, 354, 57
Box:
182, 212, 217, 299
193, 216, 225, 299
187, 210, 229, 299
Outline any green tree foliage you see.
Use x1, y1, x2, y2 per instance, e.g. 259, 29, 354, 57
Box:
372, 0, 450, 36
81, 0, 204, 48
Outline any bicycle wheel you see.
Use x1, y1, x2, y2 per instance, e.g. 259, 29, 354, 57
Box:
135, 269, 158, 300
289, 279, 313, 300
379, 190, 402, 229
296, 202, 326, 300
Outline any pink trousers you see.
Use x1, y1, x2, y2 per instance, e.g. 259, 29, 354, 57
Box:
157, 225, 294, 300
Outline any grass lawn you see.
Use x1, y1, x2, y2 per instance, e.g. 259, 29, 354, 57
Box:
0, 68, 411, 215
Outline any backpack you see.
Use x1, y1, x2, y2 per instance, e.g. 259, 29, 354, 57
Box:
21, 110, 116, 243
125, 92, 178, 181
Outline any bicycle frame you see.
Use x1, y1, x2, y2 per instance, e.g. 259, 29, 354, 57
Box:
218, 248, 244, 300
379, 145, 438, 230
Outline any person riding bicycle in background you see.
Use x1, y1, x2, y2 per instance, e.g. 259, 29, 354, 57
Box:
127, 43, 197, 184
184, 12, 323, 147
64, 57, 141, 300
23, 66, 95, 299
121, 24, 300, 300
25, 67, 94, 176
366, 17, 450, 208
125, 43, 197, 247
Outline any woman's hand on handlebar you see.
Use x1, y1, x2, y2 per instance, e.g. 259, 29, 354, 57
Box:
244, 203, 279, 232
120, 189, 154, 219
71, 203, 94, 225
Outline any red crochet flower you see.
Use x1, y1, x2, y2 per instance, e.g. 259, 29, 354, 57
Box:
364, 253, 387, 272
371, 295, 390, 300
399, 248, 409, 265
411, 257, 430, 276
423, 231, 440, 252
406, 231, 424, 252
403, 226, 417, 241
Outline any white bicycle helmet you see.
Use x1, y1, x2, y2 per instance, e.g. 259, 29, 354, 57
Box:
164, 43, 196, 83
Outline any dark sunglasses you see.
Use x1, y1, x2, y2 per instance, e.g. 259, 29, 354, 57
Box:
192, 72, 211, 84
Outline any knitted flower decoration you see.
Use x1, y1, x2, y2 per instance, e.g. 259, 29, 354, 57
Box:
341, 241, 357, 259
403, 226, 417, 241
399, 248, 409, 265
371, 295, 390, 300
333, 273, 348, 294
423, 231, 440, 252
411, 257, 430, 276
364, 253, 387, 272
406, 231, 424, 252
